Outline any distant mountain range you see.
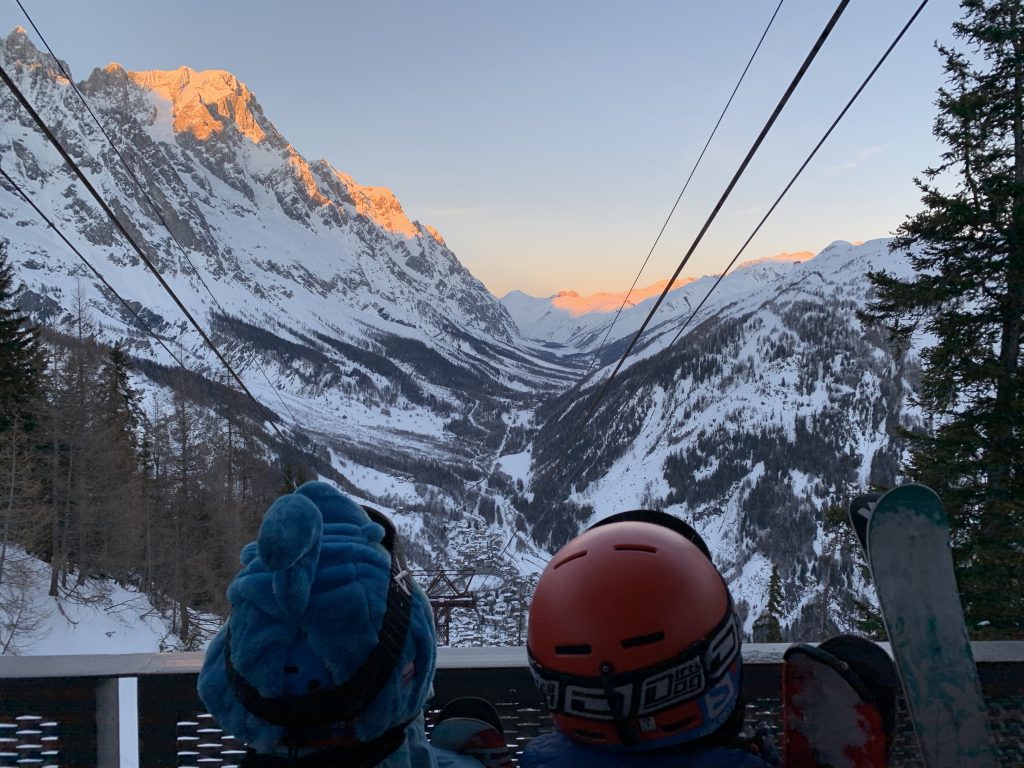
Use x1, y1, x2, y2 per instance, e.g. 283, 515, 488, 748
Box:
0, 27, 921, 642
499, 251, 816, 350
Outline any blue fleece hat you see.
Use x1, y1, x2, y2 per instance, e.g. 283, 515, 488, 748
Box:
198, 481, 437, 753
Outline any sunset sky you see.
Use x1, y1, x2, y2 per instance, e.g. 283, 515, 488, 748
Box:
2, 0, 962, 297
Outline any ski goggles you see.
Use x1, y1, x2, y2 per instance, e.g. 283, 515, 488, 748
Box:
527, 608, 741, 723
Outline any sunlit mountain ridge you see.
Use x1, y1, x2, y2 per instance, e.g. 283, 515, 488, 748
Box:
0, 26, 919, 644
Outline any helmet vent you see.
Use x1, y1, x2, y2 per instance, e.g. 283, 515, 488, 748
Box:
554, 643, 592, 655
621, 631, 665, 649
552, 550, 588, 569
614, 544, 657, 553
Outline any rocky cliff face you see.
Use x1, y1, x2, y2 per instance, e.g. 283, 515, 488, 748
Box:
0, 26, 919, 641
0, 27, 517, 345
0, 25, 567, 577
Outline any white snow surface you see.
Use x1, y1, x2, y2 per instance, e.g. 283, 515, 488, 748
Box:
0, 27, 931, 655
2, 549, 187, 656
1, 548, 191, 768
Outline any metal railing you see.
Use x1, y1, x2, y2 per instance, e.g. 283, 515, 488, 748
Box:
1, 642, 1023, 767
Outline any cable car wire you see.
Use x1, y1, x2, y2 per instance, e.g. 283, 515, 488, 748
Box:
575, 0, 785, 391
628, 0, 932, 404
0, 166, 189, 371
12, 0, 303, 428
573, 0, 851, 438
0, 61, 290, 446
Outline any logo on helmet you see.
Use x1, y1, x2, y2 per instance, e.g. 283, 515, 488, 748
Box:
639, 656, 705, 714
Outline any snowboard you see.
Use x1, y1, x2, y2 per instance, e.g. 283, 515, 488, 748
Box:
782, 634, 896, 767
430, 697, 514, 768
848, 484, 997, 768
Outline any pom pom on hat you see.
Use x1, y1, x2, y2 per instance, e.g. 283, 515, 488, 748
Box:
198, 481, 436, 754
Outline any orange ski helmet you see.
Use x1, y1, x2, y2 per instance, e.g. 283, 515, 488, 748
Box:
527, 511, 742, 749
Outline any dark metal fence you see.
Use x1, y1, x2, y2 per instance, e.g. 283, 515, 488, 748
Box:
1, 643, 1022, 767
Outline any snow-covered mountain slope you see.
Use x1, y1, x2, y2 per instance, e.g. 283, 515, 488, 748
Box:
501, 251, 815, 353
524, 239, 920, 636
0, 27, 574, 521
0, 25, 920, 644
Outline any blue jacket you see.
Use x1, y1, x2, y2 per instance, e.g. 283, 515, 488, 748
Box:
519, 732, 772, 768
225, 714, 487, 767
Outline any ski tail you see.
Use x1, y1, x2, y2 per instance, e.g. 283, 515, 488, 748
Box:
848, 493, 880, 554
431, 697, 514, 768
817, 634, 898, 751
783, 641, 890, 768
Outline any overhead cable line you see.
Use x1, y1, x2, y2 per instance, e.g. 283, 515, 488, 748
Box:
0, 61, 290, 446
13, 0, 303, 428
575, 0, 785, 390
628, 0, 932, 402
574, 0, 851, 435
0, 165, 189, 370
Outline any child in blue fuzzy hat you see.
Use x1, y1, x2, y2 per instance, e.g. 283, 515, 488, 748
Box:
198, 481, 505, 768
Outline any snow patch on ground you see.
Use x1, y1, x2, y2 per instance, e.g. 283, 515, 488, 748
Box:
3, 549, 181, 656
733, 552, 773, 636
2, 548, 190, 768
497, 449, 532, 485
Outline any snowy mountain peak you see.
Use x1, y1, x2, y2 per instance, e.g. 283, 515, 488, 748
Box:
501, 276, 701, 346
422, 223, 445, 246
0, 22, 522, 353
128, 66, 268, 144
2, 25, 68, 81
741, 249, 815, 267
326, 167, 420, 239
550, 277, 697, 317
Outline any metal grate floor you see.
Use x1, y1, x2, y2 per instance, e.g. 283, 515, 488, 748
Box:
174, 695, 1024, 766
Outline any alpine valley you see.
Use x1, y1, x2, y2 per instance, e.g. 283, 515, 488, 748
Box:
0, 28, 923, 647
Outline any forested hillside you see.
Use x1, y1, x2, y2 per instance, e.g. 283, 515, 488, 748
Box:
0, 26, 927, 649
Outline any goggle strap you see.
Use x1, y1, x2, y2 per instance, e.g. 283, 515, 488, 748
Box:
529, 607, 740, 722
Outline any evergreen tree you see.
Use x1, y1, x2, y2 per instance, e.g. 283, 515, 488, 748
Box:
0, 241, 42, 428
861, 0, 1024, 636
98, 342, 143, 447
278, 462, 311, 496
0, 241, 44, 592
822, 503, 885, 639
88, 341, 146, 584
753, 564, 785, 642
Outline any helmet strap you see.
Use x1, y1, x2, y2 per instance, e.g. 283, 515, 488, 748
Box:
599, 661, 639, 748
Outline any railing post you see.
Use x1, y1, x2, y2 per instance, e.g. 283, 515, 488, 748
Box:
138, 672, 201, 768
95, 677, 120, 768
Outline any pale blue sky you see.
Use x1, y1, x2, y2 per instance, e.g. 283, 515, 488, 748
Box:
3, 1, 961, 297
